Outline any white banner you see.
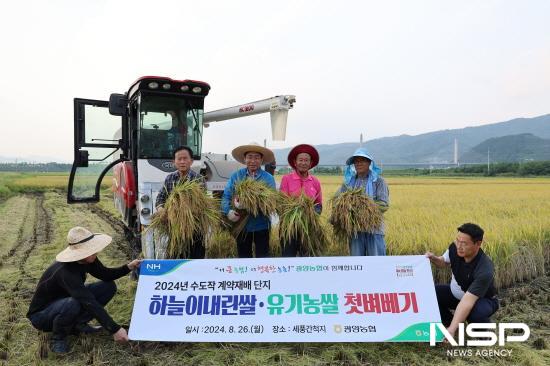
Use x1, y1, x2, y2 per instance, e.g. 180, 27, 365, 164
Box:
129, 256, 442, 342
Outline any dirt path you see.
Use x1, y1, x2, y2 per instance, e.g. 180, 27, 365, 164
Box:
14, 194, 53, 297
0, 193, 53, 362
0, 193, 134, 362
0, 193, 52, 296
0, 195, 33, 265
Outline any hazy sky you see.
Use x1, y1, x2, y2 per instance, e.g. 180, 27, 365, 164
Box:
1, 0, 549, 161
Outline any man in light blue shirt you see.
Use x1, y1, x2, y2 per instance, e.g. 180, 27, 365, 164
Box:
222, 143, 276, 258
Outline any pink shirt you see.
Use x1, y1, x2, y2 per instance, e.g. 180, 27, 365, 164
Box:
279, 171, 323, 206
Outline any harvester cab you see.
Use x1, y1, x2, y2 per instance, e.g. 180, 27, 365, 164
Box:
67, 76, 295, 258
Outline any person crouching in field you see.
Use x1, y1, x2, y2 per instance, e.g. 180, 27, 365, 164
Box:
279, 144, 323, 256
338, 148, 389, 256
155, 145, 206, 259
426, 223, 499, 337
27, 226, 142, 354
222, 143, 276, 258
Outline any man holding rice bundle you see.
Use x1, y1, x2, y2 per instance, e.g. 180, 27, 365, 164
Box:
222, 142, 276, 258
155, 146, 206, 259
337, 148, 389, 256
279, 144, 323, 257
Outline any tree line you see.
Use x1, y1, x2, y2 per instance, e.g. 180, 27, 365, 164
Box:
0, 162, 73, 172
2, 161, 550, 176
419, 161, 550, 176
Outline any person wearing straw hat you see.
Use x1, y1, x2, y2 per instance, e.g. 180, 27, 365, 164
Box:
27, 226, 142, 354
279, 144, 323, 257
338, 147, 389, 256
222, 142, 276, 258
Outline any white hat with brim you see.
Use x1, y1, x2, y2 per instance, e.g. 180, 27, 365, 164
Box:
56, 226, 112, 262
231, 142, 275, 165
345, 148, 375, 165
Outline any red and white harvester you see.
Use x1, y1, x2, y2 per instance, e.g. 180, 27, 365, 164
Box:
67, 76, 295, 258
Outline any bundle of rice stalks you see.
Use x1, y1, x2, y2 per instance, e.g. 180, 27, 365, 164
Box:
227, 179, 279, 237
269, 228, 282, 257
148, 179, 221, 258
234, 179, 278, 217
207, 230, 237, 258
329, 188, 383, 242
277, 193, 328, 256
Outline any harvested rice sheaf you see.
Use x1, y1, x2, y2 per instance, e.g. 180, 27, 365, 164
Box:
207, 230, 238, 258
148, 179, 221, 258
234, 179, 278, 217
277, 193, 328, 256
329, 188, 383, 241
228, 179, 278, 237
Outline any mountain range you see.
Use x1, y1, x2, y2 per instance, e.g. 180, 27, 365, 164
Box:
460, 133, 550, 163
273, 114, 550, 165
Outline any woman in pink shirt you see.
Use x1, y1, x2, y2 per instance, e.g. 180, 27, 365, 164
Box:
279, 144, 323, 257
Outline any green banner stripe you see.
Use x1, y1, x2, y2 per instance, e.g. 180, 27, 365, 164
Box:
164, 260, 188, 275
386, 322, 444, 342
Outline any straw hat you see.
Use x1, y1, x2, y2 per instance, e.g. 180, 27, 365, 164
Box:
56, 226, 112, 262
231, 142, 275, 164
287, 144, 319, 169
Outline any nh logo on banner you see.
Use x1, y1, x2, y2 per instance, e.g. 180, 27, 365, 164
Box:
146, 263, 161, 270
429, 323, 530, 346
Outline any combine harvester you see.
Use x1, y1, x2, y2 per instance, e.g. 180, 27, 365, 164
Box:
67, 76, 295, 258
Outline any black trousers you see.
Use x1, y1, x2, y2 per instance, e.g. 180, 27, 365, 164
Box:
189, 234, 205, 259
435, 284, 499, 326
281, 236, 301, 257
236, 229, 270, 258
29, 281, 117, 339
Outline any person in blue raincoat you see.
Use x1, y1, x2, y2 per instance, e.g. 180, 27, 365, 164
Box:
337, 148, 389, 256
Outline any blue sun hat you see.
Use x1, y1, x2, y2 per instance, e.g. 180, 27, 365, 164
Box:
343, 147, 382, 196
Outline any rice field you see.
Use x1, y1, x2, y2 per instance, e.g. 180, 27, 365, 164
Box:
0, 173, 109, 199
309, 176, 549, 282
0, 172, 548, 365
1, 172, 549, 288
380, 176, 550, 288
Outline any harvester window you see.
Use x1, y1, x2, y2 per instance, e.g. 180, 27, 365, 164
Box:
139, 111, 181, 158
137, 95, 203, 159
141, 111, 174, 131
83, 104, 121, 145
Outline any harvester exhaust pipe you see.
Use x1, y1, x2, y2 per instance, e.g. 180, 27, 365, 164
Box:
203, 95, 296, 141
